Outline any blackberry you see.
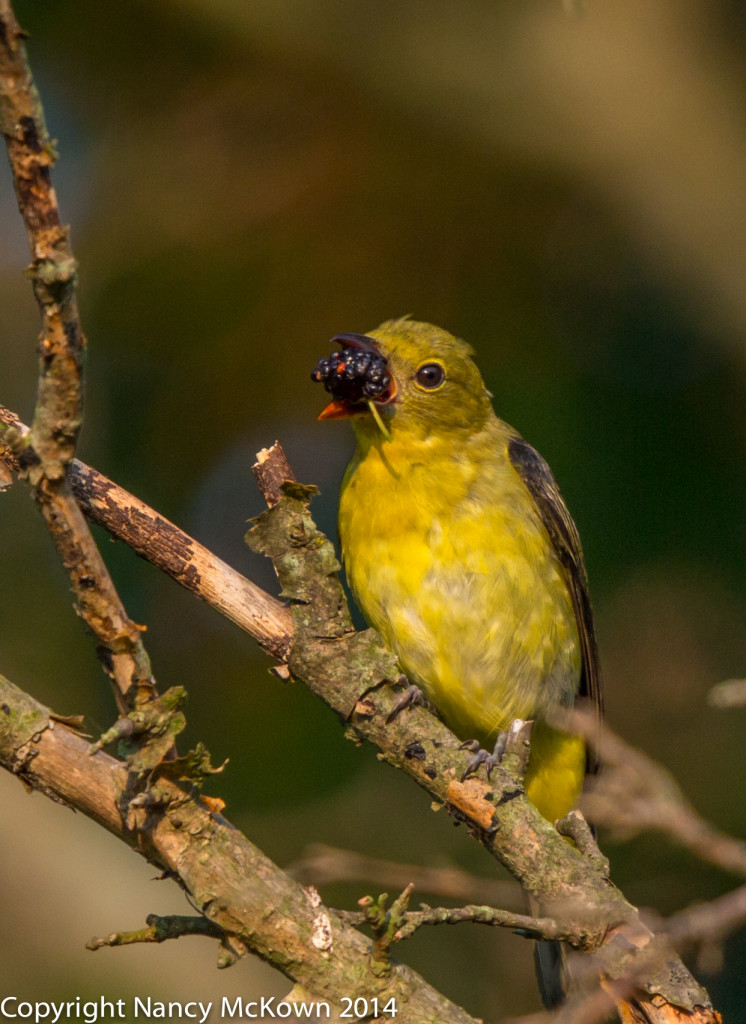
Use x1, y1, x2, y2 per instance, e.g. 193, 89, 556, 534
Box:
311, 346, 391, 404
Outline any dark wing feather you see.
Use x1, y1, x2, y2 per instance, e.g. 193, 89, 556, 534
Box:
508, 436, 603, 772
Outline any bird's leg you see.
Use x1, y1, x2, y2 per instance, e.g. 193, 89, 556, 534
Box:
460, 720, 526, 781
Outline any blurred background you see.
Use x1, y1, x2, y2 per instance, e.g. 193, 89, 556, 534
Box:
2, 0, 746, 1018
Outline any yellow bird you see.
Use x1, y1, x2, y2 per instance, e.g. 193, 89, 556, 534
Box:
313, 317, 602, 826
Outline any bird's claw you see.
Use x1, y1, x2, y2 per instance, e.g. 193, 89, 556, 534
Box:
459, 730, 509, 782
460, 746, 498, 781
386, 678, 425, 724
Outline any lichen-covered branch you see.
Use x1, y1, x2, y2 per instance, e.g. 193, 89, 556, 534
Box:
0, 672, 479, 1024
0, 0, 82, 470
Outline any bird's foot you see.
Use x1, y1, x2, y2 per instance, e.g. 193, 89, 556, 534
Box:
386, 676, 426, 724
459, 731, 509, 782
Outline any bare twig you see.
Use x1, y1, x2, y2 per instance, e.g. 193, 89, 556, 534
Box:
87, 914, 248, 968
289, 842, 523, 909
253, 442, 297, 507
364, 902, 582, 944
661, 880, 746, 958
0, 408, 293, 662
69, 458, 293, 660
87, 914, 224, 951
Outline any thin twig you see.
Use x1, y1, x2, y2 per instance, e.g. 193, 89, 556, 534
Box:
87, 914, 248, 969
562, 706, 746, 879
289, 842, 523, 909
87, 914, 223, 951
662, 879, 746, 953
338, 902, 582, 944
254, 442, 297, 506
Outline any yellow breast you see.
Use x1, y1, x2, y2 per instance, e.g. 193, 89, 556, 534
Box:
339, 420, 584, 821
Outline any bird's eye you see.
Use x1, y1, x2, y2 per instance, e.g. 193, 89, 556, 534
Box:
415, 362, 446, 390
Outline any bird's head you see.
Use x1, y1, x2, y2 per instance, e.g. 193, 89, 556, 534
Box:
312, 318, 493, 441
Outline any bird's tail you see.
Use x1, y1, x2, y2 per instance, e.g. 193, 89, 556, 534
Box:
533, 937, 566, 1008
528, 896, 566, 1008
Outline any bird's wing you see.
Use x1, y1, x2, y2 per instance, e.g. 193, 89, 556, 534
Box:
507, 436, 603, 771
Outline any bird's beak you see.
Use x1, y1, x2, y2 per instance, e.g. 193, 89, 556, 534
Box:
317, 399, 356, 420
317, 378, 398, 420
329, 333, 381, 354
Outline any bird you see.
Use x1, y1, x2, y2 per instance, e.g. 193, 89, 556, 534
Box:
312, 318, 602, 1006
312, 317, 602, 823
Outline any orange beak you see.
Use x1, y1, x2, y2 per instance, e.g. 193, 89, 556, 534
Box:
317, 375, 398, 421
317, 398, 358, 420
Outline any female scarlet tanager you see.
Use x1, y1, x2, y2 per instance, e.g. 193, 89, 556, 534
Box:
312, 318, 602, 825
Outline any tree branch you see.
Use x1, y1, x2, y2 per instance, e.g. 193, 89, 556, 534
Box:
0, 419, 724, 1022
0, 0, 82, 468
0, 3, 153, 713
0, 671, 478, 1024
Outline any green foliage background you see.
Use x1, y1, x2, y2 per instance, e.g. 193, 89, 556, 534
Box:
2, 1, 746, 1018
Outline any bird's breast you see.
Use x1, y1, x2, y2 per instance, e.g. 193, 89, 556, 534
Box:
339, 435, 581, 746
